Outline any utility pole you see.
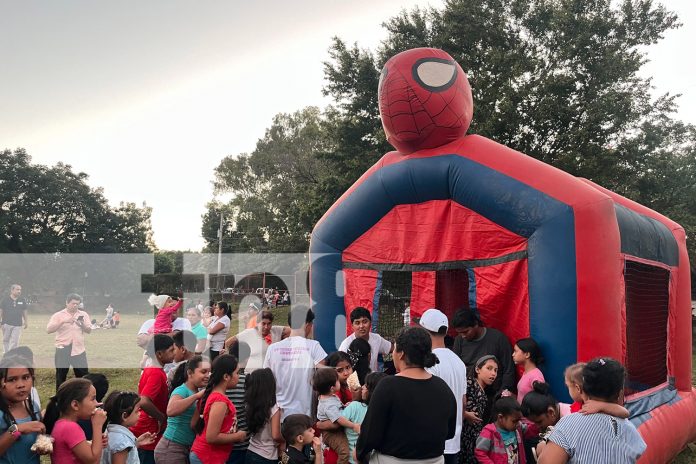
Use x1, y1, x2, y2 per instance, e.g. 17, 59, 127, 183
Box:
217, 212, 223, 291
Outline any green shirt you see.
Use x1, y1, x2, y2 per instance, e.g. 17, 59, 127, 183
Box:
191, 321, 207, 340
163, 384, 196, 446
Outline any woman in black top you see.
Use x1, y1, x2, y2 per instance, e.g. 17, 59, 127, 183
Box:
356, 326, 456, 464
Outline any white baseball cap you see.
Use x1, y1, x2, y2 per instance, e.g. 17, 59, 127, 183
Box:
419, 308, 448, 334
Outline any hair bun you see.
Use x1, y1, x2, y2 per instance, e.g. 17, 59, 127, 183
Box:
532, 381, 550, 395
424, 352, 439, 368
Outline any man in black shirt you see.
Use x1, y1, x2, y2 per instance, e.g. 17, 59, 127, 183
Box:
0, 284, 28, 353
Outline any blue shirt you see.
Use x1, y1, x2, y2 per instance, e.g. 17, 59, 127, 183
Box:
163, 384, 197, 446
101, 424, 138, 464
341, 401, 368, 464
0, 402, 41, 464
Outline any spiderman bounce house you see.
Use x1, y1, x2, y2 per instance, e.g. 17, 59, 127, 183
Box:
309, 48, 696, 461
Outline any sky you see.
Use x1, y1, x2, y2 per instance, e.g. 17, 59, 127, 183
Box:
1, 0, 694, 251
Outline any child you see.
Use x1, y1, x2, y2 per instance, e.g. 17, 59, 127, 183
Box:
326, 351, 355, 403
44, 378, 107, 464
78, 372, 109, 440
166, 330, 197, 382
226, 342, 252, 464
281, 414, 323, 464
202, 307, 212, 328
102, 390, 156, 463
340, 372, 387, 464
313, 368, 359, 464
131, 334, 176, 463
207, 302, 231, 361
113, 311, 121, 328
190, 354, 247, 464
564, 362, 629, 417
346, 338, 371, 387
244, 368, 282, 464
461, 355, 499, 464
0, 354, 45, 464
155, 356, 210, 464
148, 294, 183, 334
475, 397, 536, 464
512, 338, 545, 403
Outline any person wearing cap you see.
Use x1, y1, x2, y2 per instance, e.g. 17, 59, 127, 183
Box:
224, 309, 290, 371
246, 301, 261, 329
46, 293, 91, 391
420, 309, 467, 464
537, 357, 646, 464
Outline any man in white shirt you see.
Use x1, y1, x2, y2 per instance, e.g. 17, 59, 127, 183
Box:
420, 308, 467, 464
224, 310, 290, 372
338, 307, 392, 373
263, 305, 326, 420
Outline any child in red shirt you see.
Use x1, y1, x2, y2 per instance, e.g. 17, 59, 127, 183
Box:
148, 294, 183, 334
130, 334, 175, 462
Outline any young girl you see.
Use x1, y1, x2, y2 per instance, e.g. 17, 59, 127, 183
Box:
148, 294, 183, 334
190, 354, 247, 464
340, 372, 386, 464
44, 377, 107, 464
346, 338, 371, 387
155, 356, 210, 464
513, 338, 545, 403
475, 397, 536, 464
207, 302, 231, 361
0, 355, 45, 464
564, 362, 629, 417
326, 352, 355, 403
313, 368, 359, 464
245, 368, 282, 464
102, 391, 156, 463
460, 355, 499, 464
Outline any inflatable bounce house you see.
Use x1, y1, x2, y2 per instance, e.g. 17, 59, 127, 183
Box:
309, 48, 696, 461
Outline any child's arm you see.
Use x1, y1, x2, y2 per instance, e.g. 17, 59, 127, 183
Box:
205, 402, 247, 445
167, 389, 204, 416
72, 410, 107, 464
112, 450, 131, 464
312, 437, 323, 464
336, 416, 360, 433
581, 400, 629, 418
315, 419, 340, 431
139, 395, 166, 432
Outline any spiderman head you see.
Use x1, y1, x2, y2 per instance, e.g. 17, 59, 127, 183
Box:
378, 48, 473, 154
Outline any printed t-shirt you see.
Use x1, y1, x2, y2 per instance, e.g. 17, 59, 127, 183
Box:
236, 325, 285, 371
427, 347, 467, 454
163, 384, 197, 446
263, 336, 327, 420
51, 419, 85, 464
338, 333, 391, 372
190, 392, 237, 463
130, 367, 168, 450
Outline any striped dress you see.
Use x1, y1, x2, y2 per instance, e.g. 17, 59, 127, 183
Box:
548, 413, 646, 463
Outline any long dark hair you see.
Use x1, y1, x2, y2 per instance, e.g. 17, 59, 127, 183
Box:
0, 355, 39, 431
195, 354, 238, 435
515, 337, 544, 366
348, 338, 371, 385
244, 368, 276, 435
103, 391, 140, 426
395, 326, 439, 368
44, 378, 93, 434
171, 355, 205, 392
363, 372, 387, 405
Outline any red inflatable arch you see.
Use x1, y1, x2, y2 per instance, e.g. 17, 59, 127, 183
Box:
309, 48, 695, 462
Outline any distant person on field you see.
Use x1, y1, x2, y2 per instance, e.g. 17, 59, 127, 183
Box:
0, 284, 29, 353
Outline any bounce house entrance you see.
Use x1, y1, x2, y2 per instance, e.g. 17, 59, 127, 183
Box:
434, 269, 470, 334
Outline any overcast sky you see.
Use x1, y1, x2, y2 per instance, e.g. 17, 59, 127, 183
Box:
2, 0, 694, 251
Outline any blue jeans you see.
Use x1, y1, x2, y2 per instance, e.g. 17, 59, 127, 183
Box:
189, 451, 203, 464
244, 450, 276, 464
227, 448, 248, 464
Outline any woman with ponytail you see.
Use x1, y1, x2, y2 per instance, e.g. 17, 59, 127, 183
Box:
0, 355, 45, 463
189, 354, 246, 464
356, 327, 457, 464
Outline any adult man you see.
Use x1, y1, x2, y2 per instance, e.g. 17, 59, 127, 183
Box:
420, 308, 467, 464
225, 310, 290, 371
185, 306, 208, 354
0, 284, 28, 353
263, 305, 327, 420
451, 307, 515, 394
338, 307, 392, 373
46, 293, 91, 390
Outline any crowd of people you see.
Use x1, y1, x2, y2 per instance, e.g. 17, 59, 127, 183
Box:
0, 288, 648, 464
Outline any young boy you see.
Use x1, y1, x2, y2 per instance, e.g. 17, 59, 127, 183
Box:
338, 307, 392, 373
131, 334, 176, 463
314, 367, 360, 464
282, 414, 323, 464
165, 330, 197, 381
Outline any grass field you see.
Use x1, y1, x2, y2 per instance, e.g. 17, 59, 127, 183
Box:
13, 311, 696, 463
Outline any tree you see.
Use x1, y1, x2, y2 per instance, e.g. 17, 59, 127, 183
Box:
0, 148, 155, 253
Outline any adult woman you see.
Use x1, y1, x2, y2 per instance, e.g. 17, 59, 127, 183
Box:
356, 327, 456, 464
537, 358, 646, 464
207, 302, 231, 361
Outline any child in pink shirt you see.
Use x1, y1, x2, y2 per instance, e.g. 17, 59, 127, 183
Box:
512, 337, 545, 403
148, 294, 183, 334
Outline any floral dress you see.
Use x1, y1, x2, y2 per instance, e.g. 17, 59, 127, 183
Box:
460, 376, 489, 464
